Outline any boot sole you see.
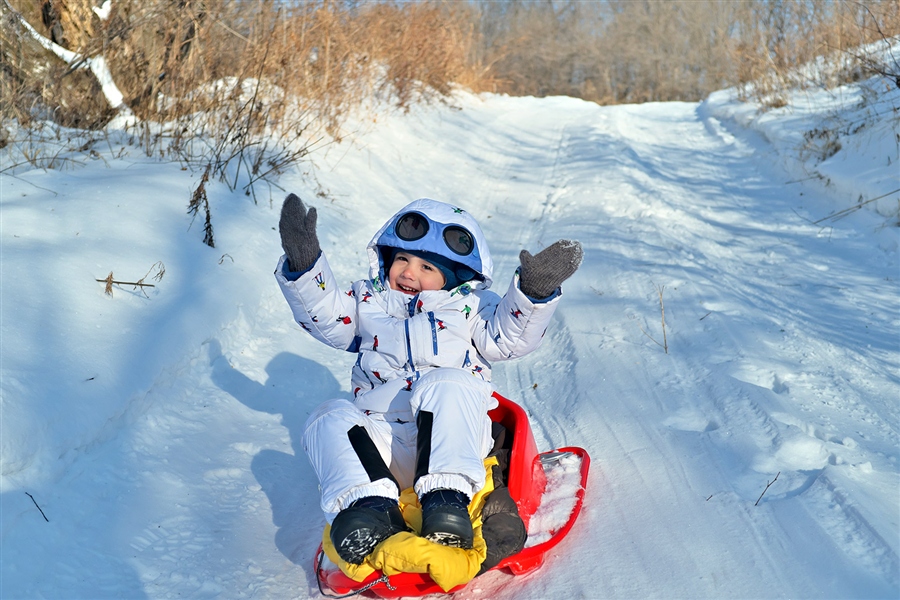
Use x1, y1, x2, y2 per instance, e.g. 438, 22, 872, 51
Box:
421, 510, 474, 549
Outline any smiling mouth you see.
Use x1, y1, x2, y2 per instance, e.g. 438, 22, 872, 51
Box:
396, 283, 419, 294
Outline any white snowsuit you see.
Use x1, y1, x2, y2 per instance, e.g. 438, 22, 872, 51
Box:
275, 199, 561, 522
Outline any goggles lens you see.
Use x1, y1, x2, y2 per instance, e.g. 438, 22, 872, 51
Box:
395, 212, 429, 241
443, 226, 474, 256
394, 213, 475, 256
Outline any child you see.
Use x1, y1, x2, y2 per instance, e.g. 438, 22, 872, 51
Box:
275, 194, 582, 566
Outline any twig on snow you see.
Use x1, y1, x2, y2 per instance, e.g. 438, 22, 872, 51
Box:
755, 471, 780, 506
25, 492, 49, 522
96, 262, 166, 297
188, 165, 214, 248
812, 188, 900, 224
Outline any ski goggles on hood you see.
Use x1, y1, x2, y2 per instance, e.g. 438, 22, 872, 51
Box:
395, 212, 475, 256
371, 204, 490, 288
376, 210, 484, 280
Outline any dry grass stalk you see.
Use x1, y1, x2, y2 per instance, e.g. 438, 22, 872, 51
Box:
639, 283, 669, 354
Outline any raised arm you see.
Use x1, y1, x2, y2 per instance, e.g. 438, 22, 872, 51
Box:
473, 239, 583, 361
275, 195, 358, 351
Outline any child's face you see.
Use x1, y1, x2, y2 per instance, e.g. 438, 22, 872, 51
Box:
388, 251, 445, 295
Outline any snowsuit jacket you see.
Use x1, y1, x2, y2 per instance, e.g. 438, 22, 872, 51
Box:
275, 199, 562, 422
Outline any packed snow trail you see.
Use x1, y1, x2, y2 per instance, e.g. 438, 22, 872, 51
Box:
0, 92, 896, 599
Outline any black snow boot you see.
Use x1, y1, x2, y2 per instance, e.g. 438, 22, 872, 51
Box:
420, 489, 474, 549
330, 496, 407, 564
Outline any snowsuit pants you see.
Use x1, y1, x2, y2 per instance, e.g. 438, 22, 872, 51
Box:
303, 368, 496, 523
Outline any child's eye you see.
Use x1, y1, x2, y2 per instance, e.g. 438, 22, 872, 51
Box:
423, 264, 433, 271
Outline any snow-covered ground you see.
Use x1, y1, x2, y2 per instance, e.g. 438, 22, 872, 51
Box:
1, 61, 898, 598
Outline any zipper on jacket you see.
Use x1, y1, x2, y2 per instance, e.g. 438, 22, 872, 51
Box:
404, 319, 415, 370
427, 311, 438, 355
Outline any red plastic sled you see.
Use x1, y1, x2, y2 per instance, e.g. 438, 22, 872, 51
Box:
315, 392, 591, 598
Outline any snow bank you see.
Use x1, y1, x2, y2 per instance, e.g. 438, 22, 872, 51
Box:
701, 40, 900, 220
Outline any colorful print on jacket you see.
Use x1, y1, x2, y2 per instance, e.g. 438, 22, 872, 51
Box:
275, 199, 561, 421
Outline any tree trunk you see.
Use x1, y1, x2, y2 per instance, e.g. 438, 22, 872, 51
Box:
39, 0, 97, 50
1, 0, 114, 128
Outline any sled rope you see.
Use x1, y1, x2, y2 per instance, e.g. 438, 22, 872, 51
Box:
315, 547, 396, 598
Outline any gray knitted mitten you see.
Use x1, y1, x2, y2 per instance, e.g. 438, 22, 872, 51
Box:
279, 193, 320, 273
518, 239, 583, 299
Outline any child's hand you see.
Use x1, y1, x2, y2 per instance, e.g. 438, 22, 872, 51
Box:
518, 240, 583, 299
279, 194, 321, 272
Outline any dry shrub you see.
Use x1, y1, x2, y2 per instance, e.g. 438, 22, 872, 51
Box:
473, 1, 593, 99
2, 1, 487, 136
100, 0, 489, 127
473, 0, 740, 105
102, 1, 226, 119
357, 2, 487, 108
727, 0, 900, 106
264, 1, 489, 125
3, 0, 897, 149
473, 0, 899, 106
1, 1, 485, 196
593, 0, 739, 104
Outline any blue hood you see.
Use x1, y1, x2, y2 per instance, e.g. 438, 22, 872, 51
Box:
367, 198, 494, 290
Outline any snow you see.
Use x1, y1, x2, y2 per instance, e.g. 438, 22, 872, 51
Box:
92, 1, 112, 21
2, 62, 899, 598
525, 452, 584, 548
